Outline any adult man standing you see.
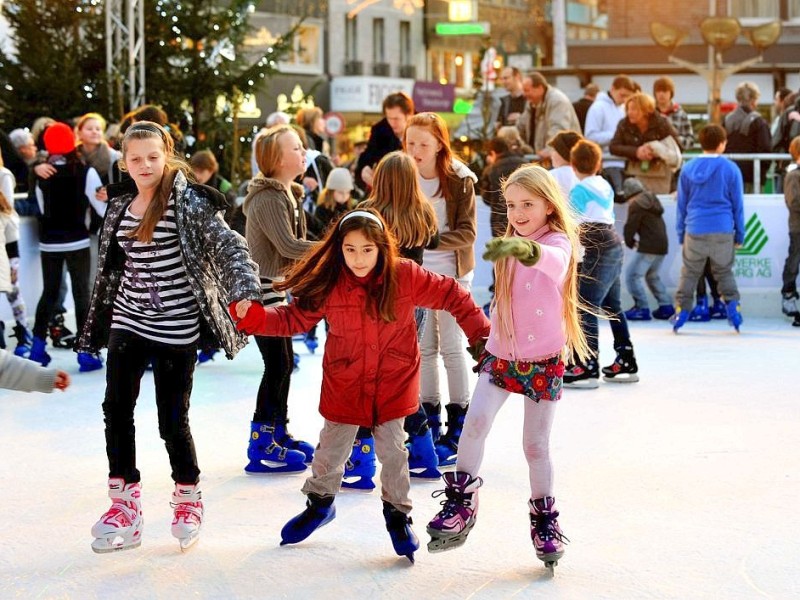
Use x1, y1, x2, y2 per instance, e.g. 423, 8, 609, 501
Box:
516, 72, 581, 160
355, 91, 414, 190
496, 67, 526, 128
583, 75, 637, 200
573, 82, 599, 132
723, 81, 771, 192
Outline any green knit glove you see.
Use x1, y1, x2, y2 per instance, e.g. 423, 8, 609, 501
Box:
482, 237, 541, 267
466, 337, 487, 362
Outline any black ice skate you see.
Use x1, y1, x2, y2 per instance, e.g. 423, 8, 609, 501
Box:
562, 359, 599, 389
601, 346, 639, 383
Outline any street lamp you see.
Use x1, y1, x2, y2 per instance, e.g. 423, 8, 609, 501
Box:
650, 18, 781, 124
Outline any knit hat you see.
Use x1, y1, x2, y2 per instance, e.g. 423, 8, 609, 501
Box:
549, 130, 582, 162
43, 122, 76, 156
622, 177, 646, 199
325, 167, 354, 191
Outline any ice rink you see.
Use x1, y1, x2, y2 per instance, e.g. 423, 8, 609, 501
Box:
1, 316, 798, 599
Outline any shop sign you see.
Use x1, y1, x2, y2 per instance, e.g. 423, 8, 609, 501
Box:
413, 82, 456, 112
331, 76, 414, 113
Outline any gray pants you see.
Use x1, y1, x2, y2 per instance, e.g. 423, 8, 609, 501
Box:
301, 417, 412, 514
625, 252, 671, 308
675, 233, 740, 308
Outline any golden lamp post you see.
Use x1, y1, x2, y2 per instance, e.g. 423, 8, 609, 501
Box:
650, 18, 781, 124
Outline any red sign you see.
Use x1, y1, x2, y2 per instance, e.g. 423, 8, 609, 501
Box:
324, 112, 345, 136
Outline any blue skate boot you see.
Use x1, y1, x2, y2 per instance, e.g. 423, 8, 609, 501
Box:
623, 306, 651, 321
280, 493, 336, 545
670, 307, 690, 333
726, 300, 743, 332
423, 402, 441, 443
651, 304, 675, 320
688, 296, 710, 322
28, 336, 51, 366
435, 404, 467, 468
78, 352, 104, 372
12, 323, 33, 358
245, 421, 307, 474
382, 501, 419, 563
341, 435, 376, 491
408, 431, 441, 480
710, 297, 728, 319
273, 421, 315, 463
303, 332, 318, 354
196, 347, 218, 363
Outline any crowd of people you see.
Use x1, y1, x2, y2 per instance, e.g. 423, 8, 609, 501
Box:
1, 71, 799, 567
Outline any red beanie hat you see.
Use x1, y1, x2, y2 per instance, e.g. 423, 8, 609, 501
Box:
43, 122, 76, 155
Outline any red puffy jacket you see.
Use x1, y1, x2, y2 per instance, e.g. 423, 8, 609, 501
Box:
257, 259, 490, 427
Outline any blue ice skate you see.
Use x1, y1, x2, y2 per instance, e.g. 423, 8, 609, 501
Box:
273, 422, 315, 463
726, 300, 743, 332
710, 297, 728, 319
280, 494, 336, 545
651, 304, 675, 320
423, 402, 441, 443
408, 431, 441, 480
245, 421, 307, 474
197, 348, 218, 363
624, 306, 651, 321
28, 336, 51, 367
341, 436, 376, 491
382, 501, 419, 563
688, 296, 710, 322
77, 352, 104, 372
435, 404, 467, 467
670, 308, 690, 333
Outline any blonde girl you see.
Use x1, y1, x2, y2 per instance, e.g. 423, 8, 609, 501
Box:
426, 165, 589, 573
75, 112, 122, 207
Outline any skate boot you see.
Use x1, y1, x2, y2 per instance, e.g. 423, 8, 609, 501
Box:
623, 306, 651, 321
793, 314, 800, 327
601, 346, 639, 383
77, 352, 104, 372
245, 421, 307, 474
427, 471, 483, 553
670, 307, 690, 333
171, 483, 203, 552
688, 296, 711, 322
423, 402, 442, 443
91, 478, 143, 553
341, 435, 376, 491
651, 304, 675, 320
435, 404, 467, 467
303, 332, 318, 354
562, 359, 599, 389
48, 313, 75, 348
782, 292, 800, 317
407, 431, 441, 480
280, 493, 336, 545
293, 352, 300, 372
12, 323, 33, 358
196, 347, 218, 364
273, 421, 315, 463
383, 501, 419, 563
726, 299, 743, 332
27, 336, 51, 367
710, 297, 728, 319
529, 496, 569, 574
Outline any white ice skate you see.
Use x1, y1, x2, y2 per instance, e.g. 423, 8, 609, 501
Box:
91, 478, 143, 554
171, 483, 203, 552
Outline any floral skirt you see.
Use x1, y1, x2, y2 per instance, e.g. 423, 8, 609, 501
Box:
478, 353, 565, 402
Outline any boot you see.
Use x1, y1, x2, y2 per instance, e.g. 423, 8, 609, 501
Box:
171, 483, 203, 551
91, 478, 143, 553
601, 346, 639, 383
303, 332, 318, 354
12, 323, 33, 358
48, 313, 75, 348
651, 304, 675, 320
245, 421, 307, 474
623, 306, 651, 321
726, 299, 743, 332
530, 497, 569, 570
280, 493, 336, 545
407, 430, 441, 480
341, 436, 376, 491
28, 336, 51, 366
670, 307, 690, 333
426, 471, 483, 553
273, 421, 315, 463
710, 297, 728, 320
78, 352, 104, 372
781, 292, 799, 317
688, 296, 710, 322
383, 501, 419, 563
422, 402, 441, 443
435, 404, 467, 467
562, 359, 599, 389
196, 347, 218, 363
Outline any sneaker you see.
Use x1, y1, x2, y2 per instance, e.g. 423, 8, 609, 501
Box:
651, 304, 675, 320
623, 306, 651, 321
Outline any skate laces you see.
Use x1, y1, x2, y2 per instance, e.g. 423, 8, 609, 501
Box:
432, 487, 470, 518
531, 511, 569, 544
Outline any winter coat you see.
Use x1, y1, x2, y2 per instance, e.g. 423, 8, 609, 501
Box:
254, 260, 490, 427
623, 191, 668, 255
76, 170, 261, 358
771, 98, 800, 153
610, 112, 679, 163
783, 167, 800, 233
438, 160, 479, 278
0, 349, 57, 393
723, 106, 772, 185
355, 118, 403, 189
584, 91, 626, 168
479, 152, 528, 237
517, 86, 581, 154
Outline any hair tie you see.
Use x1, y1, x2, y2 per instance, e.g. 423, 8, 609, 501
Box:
339, 210, 384, 230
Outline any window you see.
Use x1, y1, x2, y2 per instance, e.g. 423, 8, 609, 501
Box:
730, 0, 779, 19
244, 13, 324, 75
373, 18, 385, 64
346, 15, 358, 61
400, 21, 411, 66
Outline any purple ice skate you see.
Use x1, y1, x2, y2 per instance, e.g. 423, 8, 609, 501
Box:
529, 496, 569, 574
426, 471, 482, 553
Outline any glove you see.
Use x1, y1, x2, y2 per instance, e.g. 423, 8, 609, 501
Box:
482, 238, 541, 267
229, 301, 266, 335
466, 337, 487, 362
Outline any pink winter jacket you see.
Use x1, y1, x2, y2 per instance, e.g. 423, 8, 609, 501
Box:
485, 224, 571, 362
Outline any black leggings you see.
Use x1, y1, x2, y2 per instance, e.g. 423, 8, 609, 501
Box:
253, 335, 293, 423
33, 248, 91, 339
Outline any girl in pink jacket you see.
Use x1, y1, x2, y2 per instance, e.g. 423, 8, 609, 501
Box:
426, 165, 591, 573
231, 208, 489, 563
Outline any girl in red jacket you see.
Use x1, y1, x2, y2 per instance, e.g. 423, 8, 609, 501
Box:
231, 208, 489, 563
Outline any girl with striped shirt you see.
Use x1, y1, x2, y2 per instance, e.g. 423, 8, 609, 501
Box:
77, 121, 261, 553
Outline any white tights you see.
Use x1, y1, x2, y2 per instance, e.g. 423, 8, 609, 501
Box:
456, 373, 558, 499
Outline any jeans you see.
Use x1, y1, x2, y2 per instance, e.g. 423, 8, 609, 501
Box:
624, 252, 671, 308
578, 225, 632, 358
782, 232, 800, 295
32, 248, 91, 339
675, 233, 739, 308
102, 329, 199, 484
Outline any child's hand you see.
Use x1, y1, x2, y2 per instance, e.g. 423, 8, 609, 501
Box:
229, 300, 252, 321
466, 338, 487, 362
482, 238, 541, 267
229, 301, 266, 334
54, 371, 70, 391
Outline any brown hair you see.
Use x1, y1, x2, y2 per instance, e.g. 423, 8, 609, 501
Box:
119, 121, 188, 243
698, 124, 727, 151
189, 149, 218, 173
653, 76, 675, 98
255, 124, 298, 177
404, 112, 456, 201
625, 92, 656, 116
383, 91, 414, 116
570, 139, 602, 176
296, 107, 324, 131
362, 151, 438, 248
790, 135, 800, 161
275, 208, 400, 322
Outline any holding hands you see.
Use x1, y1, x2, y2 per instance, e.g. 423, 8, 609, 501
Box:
482, 238, 541, 267
228, 300, 267, 335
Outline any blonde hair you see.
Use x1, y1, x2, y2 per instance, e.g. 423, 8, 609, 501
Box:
0, 191, 12, 215
494, 165, 591, 362
119, 121, 188, 243
255, 124, 296, 177
76, 112, 107, 135
362, 151, 438, 248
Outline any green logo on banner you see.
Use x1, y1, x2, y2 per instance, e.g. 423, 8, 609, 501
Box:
736, 213, 768, 256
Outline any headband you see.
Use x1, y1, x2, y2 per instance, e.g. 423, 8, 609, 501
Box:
338, 210, 384, 230
127, 122, 163, 135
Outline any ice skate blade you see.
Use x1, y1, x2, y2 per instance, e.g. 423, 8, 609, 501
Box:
563, 379, 599, 389
602, 374, 639, 383
409, 467, 442, 480
245, 460, 307, 475
426, 522, 474, 553
178, 532, 200, 552
91, 538, 142, 554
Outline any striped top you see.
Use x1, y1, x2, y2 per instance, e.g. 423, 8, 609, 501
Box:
111, 197, 200, 345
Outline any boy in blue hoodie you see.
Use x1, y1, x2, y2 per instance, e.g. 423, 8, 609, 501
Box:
564, 139, 639, 388
672, 124, 745, 332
